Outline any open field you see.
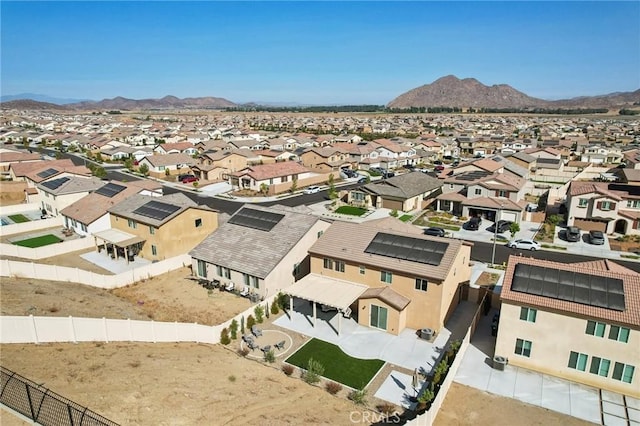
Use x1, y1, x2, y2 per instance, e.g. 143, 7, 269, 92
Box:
12, 234, 62, 248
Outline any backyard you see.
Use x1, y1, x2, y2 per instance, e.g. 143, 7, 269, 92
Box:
285, 338, 385, 389
12, 234, 62, 248
8, 214, 30, 223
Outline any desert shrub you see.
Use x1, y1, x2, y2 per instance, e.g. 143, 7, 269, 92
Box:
238, 347, 250, 357
389, 209, 399, 218
282, 364, 295, 376
246, 315, 256, 331
325, 381, 342, 395
377, 402, 396, 415
254, 305, 264, 324
220, 327, 231, 345
228, 375, 236, 382
348, 388, 368, 405
265, 302, 270, 319
230, 319, 238, 340
303, 358, 324, 384
240, 316, 245, 334
264, 350, 276, 363
271, 301, 280, 315
276, 292, 290, 310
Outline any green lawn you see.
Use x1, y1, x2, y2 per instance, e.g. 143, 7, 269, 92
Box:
335, 206, 367, 216
13, 234, 62, 248
399, 214, 413, 222
8, 214, 30, 223
285, 338, 384, 389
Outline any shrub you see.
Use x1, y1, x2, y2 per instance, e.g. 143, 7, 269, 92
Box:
377, 402, 397, 415
389, 209, 399, 218
276, 292, 290, 310
246, 315, 256, 331
303, 358, 324, 384
325, 381, 343, 395
238, 347, 249, 357
228, 375, 236, 382
220, 328, 231, 345
270, 301, 279, 315
229, 319, 238, 340
254, 305, 264, 324
264, 350, 276, 363
282, 364, 295, 376
265, 302, 270, 319
417, 387, 434, 406
348, 388, 368, 405
240, 316, 245, 335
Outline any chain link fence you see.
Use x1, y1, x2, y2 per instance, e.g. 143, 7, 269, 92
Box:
1, 366, 119, 426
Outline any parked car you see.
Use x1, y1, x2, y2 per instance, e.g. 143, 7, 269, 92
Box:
566, 226, 581, 242
507, 239, 541, 251
433, 160, 443, 165
466, 216, 482, 231
589, 230, 605, 245
381, 171, 395, 178
357, 176, 368, 184
341, 168, 357, 178
402, 164, 415, 170
488, 220, 513, 233
423, 227, 446, 237
434, 165, 445, 171
178, 174, 195, 182
181, 175, 198, 184
303, 186, 321, 194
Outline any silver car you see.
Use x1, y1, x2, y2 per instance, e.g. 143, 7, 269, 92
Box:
507, 239, 541, 251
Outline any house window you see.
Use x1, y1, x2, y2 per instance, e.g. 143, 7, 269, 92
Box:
149, 226, 155, 235
243, 273, 250, 286
352, 192, 365, 201
568, 351, 589, 371
380, 270, 393, 284
609, 325, 630, 343
514, 339, 532, 357
81, 223, 87, 232
197, 260, 206, 277
151, 245, 157, 256
269, 178, 273, 184
293, 263, 301, 276
282, 176, 288, 183
359, 265, 366, 275
598, 201, 615, 211
474, 188, 481, 195
612, 362, 635, 383
223, 267, 231, 279
334, 260, 345, 273
370, 305, 388, 330
323, 258, 333, 269
497, 190, 507, 197
195, 218, 202, 228
626, 200, 640, 209
216, 265, 222, 276
520, 307, 537, 323
585, 320, 606, 337
158, 166, 165, 171
128, 219, 137, 229
317, 230, 324, 238
590, 357, 611, 377
578, 198, 588, 207
250, 276, 259, 288
415, 278, 428, 291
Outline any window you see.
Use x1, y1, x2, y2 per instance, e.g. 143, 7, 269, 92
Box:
415, 278, 428, 292
158, 166, 165, 171
243, 273, 250, 286
352, 192, 365, 201
216, 265, 222, 276
520, 307, 537, 323
81, 223, 87, 232
128, 219, 137, 229
293, 263, 301, 277
250, 276, 259, 288
334, 260, 345, 273
317, 230, 324, 238
568, 351, 588, 371
497, 190, 507, 197
151, 245, 157, 256
359, 265, 366, 275
269, 178, 274, 185
149, 226, 155, 235
590, 357, 611, 377
599, 201, 614, 211
197, 260, 206, 277
380, 270, 393, 284
585, 320, 606, 337
474, 188, 481, 195
578, 198, 588, 207
612, 362, 635, 383
223, 267, 231, 279
514, 339, 532, 357
194, 218, 202, 228
370, 305, 388, 330
323, 258, 333, 269
608, 325, 630, 343
627, 200, 640, 209
282, 176, 288, 183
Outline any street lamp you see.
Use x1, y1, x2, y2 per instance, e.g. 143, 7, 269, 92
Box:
491, 203, 504, 266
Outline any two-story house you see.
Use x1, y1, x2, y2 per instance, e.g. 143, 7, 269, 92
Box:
34, 176, 105, 218
228, 162, 329, 195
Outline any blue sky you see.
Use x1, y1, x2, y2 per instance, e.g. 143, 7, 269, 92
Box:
2, 1, 639, 104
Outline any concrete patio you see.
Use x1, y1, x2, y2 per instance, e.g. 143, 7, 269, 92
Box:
80, 250, 151, 274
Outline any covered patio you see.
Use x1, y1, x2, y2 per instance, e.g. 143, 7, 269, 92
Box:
92, 229, 145, 264
285, 274, 368, 335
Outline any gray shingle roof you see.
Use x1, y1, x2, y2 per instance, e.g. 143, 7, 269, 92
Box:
108, 192, 209, 227
361, 171, 442, 199
189, 204, 324, 279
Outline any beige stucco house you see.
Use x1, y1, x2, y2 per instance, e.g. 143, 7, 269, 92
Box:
496, 256, 639, 398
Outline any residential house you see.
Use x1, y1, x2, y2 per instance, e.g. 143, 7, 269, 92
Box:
192, 150, 251, 181
292, 218, 472, 335
299, 147, 351, 172
60, 180, 162, 236
103, 192, 218, 261
565, 181, 640, 235
190, 204, 331, 299
501, 138, 535, 155
154, 142, 198, 156
8, 159, 76, 182
137, 153, 194, 177
34, 176, 105, 217
496, 256, 639, 398
349, 171, 442, 212
228, 162, 329, 195
579, 145, 623, 165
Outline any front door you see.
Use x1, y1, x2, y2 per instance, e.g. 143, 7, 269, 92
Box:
370, 304, 388, 330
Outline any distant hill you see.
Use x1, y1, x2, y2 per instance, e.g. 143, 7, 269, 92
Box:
0, 99, 69, 111
69, 95, 237, 110
387, 75, 640, 109
0, 93, 90, 104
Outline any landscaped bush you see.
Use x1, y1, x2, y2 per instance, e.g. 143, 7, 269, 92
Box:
240, 316, 245, 334
270, 301, 279, 315
377, 402, 397, 415
264, 350, 276, 363
229, 319, 238, 340
238, 347, 249, 357
303, 358, 324, 385
325, 381, 342, 395
254, 305, 264, 323
276, 292, 290, 311
348, 388, 368, 405
220, 328, 231, 345
246, 315, 256, 331
282, 364, 295, 376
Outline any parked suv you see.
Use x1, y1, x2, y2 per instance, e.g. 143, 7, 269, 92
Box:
589, 230, 605, 245
566, 226, 581, 242
488, 220, 513, 233
466, 216, 482, 231
424, 227, 446, 237
180, 175, 198, 184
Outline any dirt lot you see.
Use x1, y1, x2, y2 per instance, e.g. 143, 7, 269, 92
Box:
0, 181, 27, 206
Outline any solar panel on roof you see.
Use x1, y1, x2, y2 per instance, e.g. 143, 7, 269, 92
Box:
37, 168, 58, 178
40, 177, 70, 190
95, 183, 126, 198
132, 200, 181, 221
227, 207, 284, 232
364, 232, 448, 266
536, 158, 560, 164
511, 264, 625, 311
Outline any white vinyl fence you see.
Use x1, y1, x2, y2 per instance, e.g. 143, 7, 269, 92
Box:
0, 202, 41, 215
1, 217, 62, 236
0, 237, 94, 259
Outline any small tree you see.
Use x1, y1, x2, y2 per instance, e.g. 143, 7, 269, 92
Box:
165, 168, 170, 177
139, 163, 149, 177
92, 166, 107, 179
327, 174, 338, 200
348, 388, 368, 405
246, 314, 256, 331
254, 305, 264, 324
264, 349, 275, 363
389, 209, 399, 218
193, 181, 199, 191
220, 327, 231, 345
229, 319, 238, 340
508, 222, 520, 240
124, 157, 133, 171
94, 152, 104, 163
290, 176, 298, 193
276, 292, 289, 310
265, 302, 270, 319
270, 301, 279, 315
240, 316, 245, 335
259, 183, 269, 196
303, 358, 324, 385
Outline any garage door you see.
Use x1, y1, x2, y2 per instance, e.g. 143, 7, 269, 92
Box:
574, 219, 607, 232
383, 199, 404, 211
501, 211, 519, 223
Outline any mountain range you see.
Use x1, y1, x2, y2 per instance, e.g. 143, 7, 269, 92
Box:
2, 76, 639, 111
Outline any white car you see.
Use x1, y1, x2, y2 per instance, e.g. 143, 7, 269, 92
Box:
507, 239, 541, 251
303, 186, 321, 194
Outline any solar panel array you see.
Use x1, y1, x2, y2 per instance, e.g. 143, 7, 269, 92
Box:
456, 170, 491, 181
364, 232, 448, 266
36, 168, 58, 179
132, 200, 181, 221
609, 183, 640, 197
511, 264, 625, 311
536, 158, 560, 164
95, 183, 126, 198
41, 177, 70, 190
227, 207, 284, 232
